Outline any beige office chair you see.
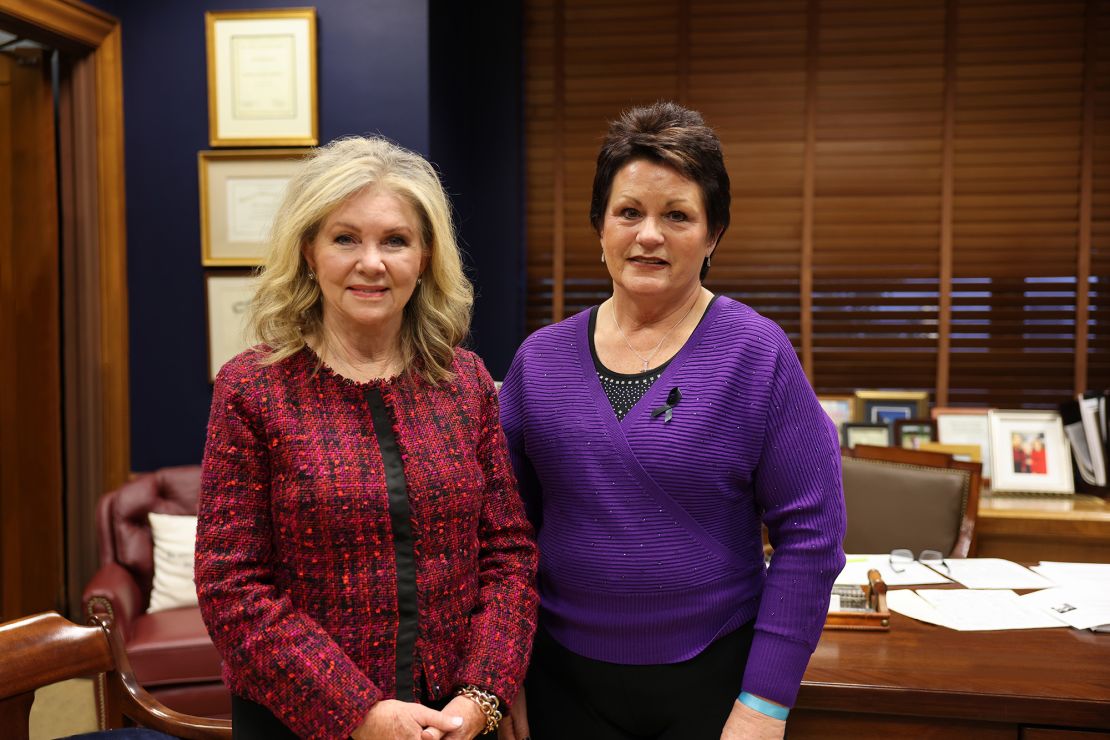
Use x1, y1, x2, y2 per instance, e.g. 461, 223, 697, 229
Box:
0, 611, 231, 739
841, 445, 981, 557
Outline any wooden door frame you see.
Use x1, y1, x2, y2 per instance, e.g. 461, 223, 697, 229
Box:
0, 0, 130, 615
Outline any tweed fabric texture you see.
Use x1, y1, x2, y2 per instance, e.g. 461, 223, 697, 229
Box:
196, 346, 538, 740
499, 296, 846, 708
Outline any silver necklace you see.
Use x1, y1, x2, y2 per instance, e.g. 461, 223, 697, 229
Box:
611, 297, 699, 372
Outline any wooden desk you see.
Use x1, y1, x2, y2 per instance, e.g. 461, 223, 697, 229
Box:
977, 493, 1110, 564
791, 610, 1110, 739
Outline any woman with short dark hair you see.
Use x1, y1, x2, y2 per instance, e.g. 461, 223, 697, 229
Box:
499, 102, 846, 740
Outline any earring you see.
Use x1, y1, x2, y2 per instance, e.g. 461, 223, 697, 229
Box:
417, 277, 423, 286
601, 252, 606, 264
706, 255, 711, 267
307, 270, 316, 281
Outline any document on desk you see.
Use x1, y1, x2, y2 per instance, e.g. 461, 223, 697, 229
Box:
1019, 586, 1110, 631
835, 554, 951, 586
1031, 561, 1110, 589
941, 558, 1056, 590
888, 589, 1066, 631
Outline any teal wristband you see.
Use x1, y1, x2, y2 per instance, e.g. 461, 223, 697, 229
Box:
738, 691, 789, 721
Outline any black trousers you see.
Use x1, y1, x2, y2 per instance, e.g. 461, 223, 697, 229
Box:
231, 695, 300, 740
525, 622, 755, 740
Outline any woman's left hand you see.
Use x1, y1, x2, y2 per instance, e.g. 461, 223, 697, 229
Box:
720, 700, 786, 740
420, 695, 487, 740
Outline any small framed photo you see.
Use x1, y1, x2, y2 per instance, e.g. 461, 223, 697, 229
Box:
843, 422, 892, 449
818, 394, 856, 432
932, 406, 992, 478
205, 271, 260, 381
894, 419, 937, 449
199, 149, 305, 265
987, 410, 1074, 494
854, 390, 929, 425
206, 8, 318, 147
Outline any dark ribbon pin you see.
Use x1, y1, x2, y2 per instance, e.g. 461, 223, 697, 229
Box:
651, 386, 681, 423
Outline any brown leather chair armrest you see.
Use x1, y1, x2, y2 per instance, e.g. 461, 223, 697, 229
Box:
83, 561, 143, 640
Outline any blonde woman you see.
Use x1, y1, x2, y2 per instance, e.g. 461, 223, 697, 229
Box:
196, 137, 538, 740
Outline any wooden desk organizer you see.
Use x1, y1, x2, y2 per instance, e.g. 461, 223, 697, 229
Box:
824, 569, 890, 631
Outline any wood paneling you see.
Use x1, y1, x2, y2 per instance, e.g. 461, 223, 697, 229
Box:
92, 25, 129, 495
525, 0, 1108, 407
1023, 729, 1110, 739
0, 0, 113, 51
0, 50, 64, 620
0, 0, 130, 619
789, 710, 1015, 739
797, 607, 1110, 732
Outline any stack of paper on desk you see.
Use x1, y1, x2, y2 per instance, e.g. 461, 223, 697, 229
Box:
1027, 562, 1110, 631
1031, 561, 1110, 588
885, 558, 1110, 632
941, 558, 1055, 590
887, 589, 1065, 631
1018, 587, 1110, 631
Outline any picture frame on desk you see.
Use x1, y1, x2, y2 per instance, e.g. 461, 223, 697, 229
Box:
894, 419, 936, 449
933, 406, 992, 479
817, 394, 855, 441
199, 149, 306, 266
987, 409, 1074, 495
205, 271, 259, 382
854, 390, 929, 425
843, 422, 891, 449
206, 8, 318, 147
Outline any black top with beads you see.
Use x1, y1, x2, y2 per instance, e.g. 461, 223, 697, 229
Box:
588, 299, 717, 420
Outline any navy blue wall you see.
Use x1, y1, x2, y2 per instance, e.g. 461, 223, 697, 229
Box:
89, 0, 522, 471
429, 1, 524, 379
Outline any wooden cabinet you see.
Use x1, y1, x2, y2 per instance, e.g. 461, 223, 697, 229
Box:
977, 494, 1110, 564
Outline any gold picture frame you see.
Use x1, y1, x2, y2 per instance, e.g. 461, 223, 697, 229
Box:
205, 271, 260, 382
199, 149, 306, 266
205, 8, 318, 147
853, 390, 929, 425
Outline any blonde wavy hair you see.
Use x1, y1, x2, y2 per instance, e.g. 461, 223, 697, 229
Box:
249, 136, 473, 385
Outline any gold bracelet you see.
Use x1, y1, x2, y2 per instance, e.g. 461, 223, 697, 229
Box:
456, 684, 502, 734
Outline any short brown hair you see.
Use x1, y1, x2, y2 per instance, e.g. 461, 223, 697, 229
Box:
589, 101, 731, 278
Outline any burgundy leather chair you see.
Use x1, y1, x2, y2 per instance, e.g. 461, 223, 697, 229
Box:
82, 465, 230, 718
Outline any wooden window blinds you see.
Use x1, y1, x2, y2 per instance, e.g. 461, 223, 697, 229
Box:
524, 0, 1110, 408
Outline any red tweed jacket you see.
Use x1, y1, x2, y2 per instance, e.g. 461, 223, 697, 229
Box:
196, 346, 538, 740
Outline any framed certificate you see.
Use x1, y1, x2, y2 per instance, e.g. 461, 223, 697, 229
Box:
206, 8, 318, 147
843, 422, 892, 449
932, 406, 993, 478
199, 149, 305, 265
205, 272, 259, 381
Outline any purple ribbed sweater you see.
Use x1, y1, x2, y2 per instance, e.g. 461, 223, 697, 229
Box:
498, 297, 846, 707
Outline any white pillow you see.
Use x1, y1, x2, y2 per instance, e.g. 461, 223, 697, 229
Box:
147, 513, 199, 613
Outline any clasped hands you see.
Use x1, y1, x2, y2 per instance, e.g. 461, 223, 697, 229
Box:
352, 696, 487, 740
